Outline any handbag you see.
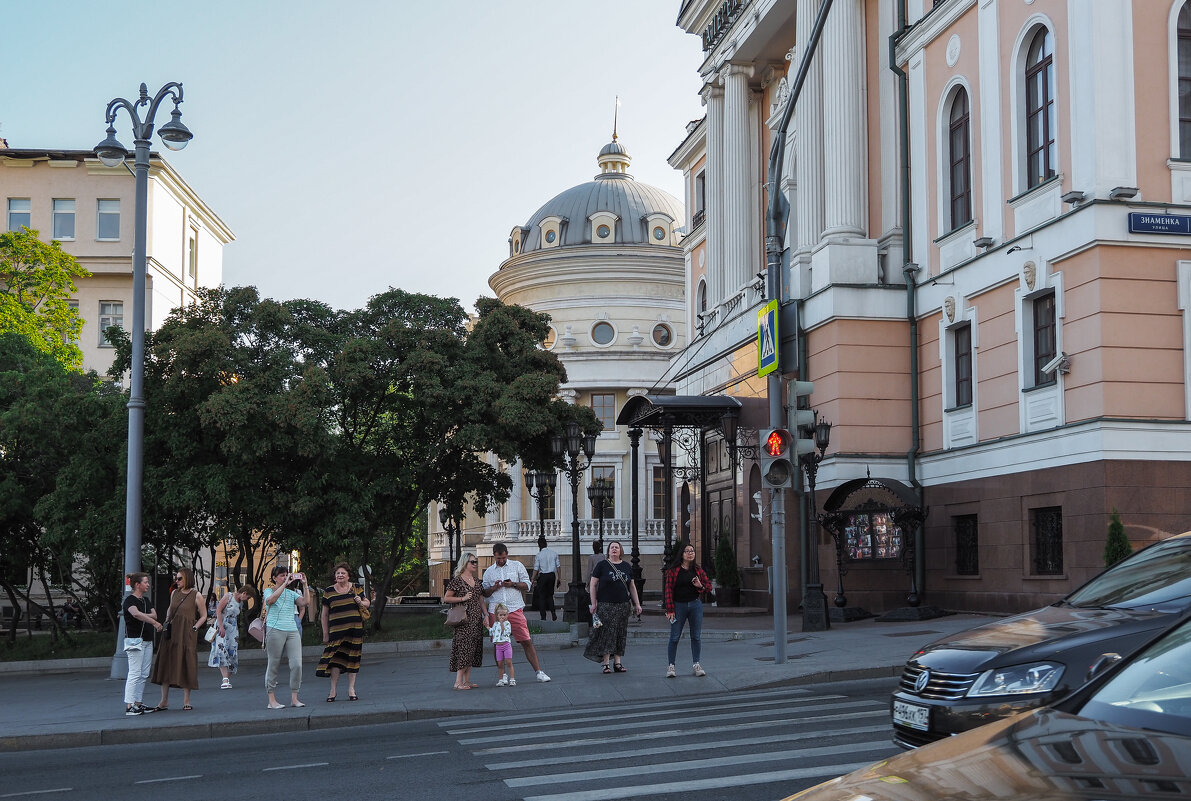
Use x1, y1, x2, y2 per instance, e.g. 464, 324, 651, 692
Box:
444, 603, 468, 628
204, 624, 218, 643
161, 621, 172, 641
248, 616, 266, 643
355, 586, 371, 622
123, 637, 144, 652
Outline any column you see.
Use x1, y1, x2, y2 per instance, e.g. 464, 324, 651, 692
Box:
722, 63, 754, 296
795, 0, 824, 256
702, 81, 725, 306
508, 458, 523, 538
822, 0, 866, 238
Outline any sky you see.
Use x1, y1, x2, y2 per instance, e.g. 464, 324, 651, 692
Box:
0, 1, 707, 313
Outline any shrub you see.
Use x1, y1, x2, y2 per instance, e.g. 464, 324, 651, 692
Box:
1104, 509, 1132, 567
713, 534, 740, 588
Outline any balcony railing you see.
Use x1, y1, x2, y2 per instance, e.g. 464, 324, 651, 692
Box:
431, 519, 674, 552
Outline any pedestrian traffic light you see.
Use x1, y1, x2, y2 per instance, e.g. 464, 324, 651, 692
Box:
790, 380, 816, 456
760, 428, 795, 488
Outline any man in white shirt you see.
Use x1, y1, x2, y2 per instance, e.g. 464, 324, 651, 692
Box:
531, 535, 561, 621
482, 542, 551, 682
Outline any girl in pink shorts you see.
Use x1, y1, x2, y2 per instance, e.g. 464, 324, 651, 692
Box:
491, 604, 515, 686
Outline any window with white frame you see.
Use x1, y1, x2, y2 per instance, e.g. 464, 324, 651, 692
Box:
590, 393, 615, 434
947, 88, 973, 230
1032, 291, 1057, 387
188, 232, 198, 279
1179, 3, 1191, 158
589, 466, 615, 517
7, 198, 30, 231
97, 199, 120, 240
98, 301, 123, 346
953, 322, 973, 408
693, 170, 706, 228
1024, 27, 1056, 189
52, 199, 75, 240
651, 466, 665, 520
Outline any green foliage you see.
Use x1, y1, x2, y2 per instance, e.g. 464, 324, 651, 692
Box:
0, 227, 89, 371
1104, 509, 1132, 567
714, 533, 740, 588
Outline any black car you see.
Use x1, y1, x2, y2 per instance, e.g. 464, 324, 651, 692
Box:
891, 530, 1191, 748
787, 612, 1191, 801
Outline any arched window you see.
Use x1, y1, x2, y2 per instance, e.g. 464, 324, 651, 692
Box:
1180, 3, 1191, 158
1025, 27, 1056, 188
948, 88, 972, 229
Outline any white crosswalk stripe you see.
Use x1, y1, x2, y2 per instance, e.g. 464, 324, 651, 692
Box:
439, 686, 899, 801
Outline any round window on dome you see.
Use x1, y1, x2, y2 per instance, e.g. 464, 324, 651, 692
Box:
543, 327, 557, 350
591, 321, 615, 346
513, 239, 521, 254
545, 229, 557, 244
596, 224, 611, 239
652, 324, 673, 347
653, 226, 666, 241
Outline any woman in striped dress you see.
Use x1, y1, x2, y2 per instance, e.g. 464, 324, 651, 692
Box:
316, 563, 370, 701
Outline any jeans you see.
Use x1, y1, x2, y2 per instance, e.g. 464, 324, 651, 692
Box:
124, 640, 153, 704
265, 628, 303, 692
667, 599, 703, 665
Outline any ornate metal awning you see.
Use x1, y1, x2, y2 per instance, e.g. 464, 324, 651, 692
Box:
616, 394, 743, 432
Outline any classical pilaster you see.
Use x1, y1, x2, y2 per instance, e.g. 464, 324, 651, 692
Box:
508, 457, 523, 536
702, 81, 725, 307
722, 63, 754, 297
822, 0, 866, 238
794, 0, 824, 257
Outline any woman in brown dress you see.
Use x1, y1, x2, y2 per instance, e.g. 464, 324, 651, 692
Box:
150, 567, 207, 711
443, 551, 484, 690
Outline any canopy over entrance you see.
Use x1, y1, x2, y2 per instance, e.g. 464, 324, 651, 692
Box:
616, 394, 743, 432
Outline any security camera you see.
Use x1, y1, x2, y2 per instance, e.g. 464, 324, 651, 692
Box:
1040, 352, 1070, 376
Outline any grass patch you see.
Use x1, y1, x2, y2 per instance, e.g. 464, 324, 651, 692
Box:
0, 630, 118, 661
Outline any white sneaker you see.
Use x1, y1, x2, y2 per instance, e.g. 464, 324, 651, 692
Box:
508, 678, 516, 686
497, 674, 509, 686
125, 706, 142, 716
693, 663, 706, 677
536, 670, 551, 683
666, 664, 676, 678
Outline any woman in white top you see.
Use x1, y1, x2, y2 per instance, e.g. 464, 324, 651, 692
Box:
208, 584, 257, 688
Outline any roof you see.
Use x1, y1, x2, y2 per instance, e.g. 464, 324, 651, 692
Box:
616, 394, 743, 430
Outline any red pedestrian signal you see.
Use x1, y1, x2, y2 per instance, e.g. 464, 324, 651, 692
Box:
760, 428, 795, 488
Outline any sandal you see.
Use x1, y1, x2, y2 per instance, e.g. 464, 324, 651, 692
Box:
602, 664, 612, 674
220, 679, 232, 689
152, 706, 169, 712
182, 704, 193, 711
613, 663, 627, 673
348, 694, 358, 701
326, 696, 336, 702
453, 685, 472, 690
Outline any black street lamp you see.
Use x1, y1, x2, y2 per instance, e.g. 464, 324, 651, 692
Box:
96, 82, 193, 678
799, 412, 832, 631
438, 506, 462, 573
587, 477, 613, 547
551, 421, 597, 624
524, 469, 556, 543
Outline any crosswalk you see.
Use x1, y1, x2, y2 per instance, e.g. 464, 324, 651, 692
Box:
438, 685, 899, 801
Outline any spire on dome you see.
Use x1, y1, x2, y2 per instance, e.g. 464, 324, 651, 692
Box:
598, 97, 631, 177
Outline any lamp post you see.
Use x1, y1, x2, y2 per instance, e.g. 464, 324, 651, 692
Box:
524, 469, 556, 543
587, 477, 612, 547
799, 412, 832, 631
438, 506, 461, 573
551, 421, 597, 624
95, 82, 192, 677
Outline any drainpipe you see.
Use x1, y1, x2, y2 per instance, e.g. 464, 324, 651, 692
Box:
890, 0, 925, 599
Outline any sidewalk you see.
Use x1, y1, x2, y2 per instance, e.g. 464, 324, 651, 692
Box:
0, 610, 994, 752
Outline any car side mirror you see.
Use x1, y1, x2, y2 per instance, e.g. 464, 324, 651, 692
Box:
1086, 652, 1122, 682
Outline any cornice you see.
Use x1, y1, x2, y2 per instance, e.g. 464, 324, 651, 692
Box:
895, 0, 978, 66
668, 117, 707, 169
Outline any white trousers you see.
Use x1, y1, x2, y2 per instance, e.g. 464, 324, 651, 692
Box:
265, 628, 302, 692
124, 640, 154, 704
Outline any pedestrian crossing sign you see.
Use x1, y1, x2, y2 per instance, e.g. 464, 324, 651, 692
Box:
758, 299, 778, 377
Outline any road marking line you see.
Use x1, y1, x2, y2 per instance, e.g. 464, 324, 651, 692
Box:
458, 699, 880, 745
522, 761, 876, 801
262, 762, 329, 772
134, 776, 202, 784
0, 791, 72, 799
386, 751, 448, 760
470, 709, 886, 754
489, 724, 891, 769
504, 740, 893, 788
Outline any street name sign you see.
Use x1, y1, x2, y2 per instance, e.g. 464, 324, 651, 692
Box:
758, 299, 778, 378
1129, 212, 1191, 235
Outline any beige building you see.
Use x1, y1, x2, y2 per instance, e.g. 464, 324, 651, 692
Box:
1, 144, 233, 375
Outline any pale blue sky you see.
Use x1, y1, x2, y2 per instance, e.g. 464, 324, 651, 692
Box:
0, 1, 705, 312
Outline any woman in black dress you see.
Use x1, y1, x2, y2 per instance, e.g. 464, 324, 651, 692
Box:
443, 551, 484, 690
584, 541, 642, 673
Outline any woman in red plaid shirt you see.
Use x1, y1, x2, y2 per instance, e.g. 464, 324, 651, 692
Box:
663, 542, 712, 678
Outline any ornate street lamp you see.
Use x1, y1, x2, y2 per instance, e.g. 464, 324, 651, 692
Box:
587, 477, 613, 547
438, 506, 462, 572
799, 412, 832, 631
97, 82, 192, 678
551, 421, 597, 624
524, 469, 556, 544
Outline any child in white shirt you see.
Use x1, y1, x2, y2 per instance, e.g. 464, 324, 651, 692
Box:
491, 603, 515, 686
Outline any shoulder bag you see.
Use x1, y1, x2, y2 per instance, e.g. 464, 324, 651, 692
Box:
248, 602, 267, 644
354, 586, 372, 622
444, 602, 468, 628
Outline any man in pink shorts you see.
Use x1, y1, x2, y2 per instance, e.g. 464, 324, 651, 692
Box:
481, 542, 551, 682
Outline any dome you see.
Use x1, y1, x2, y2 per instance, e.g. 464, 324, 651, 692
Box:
515, 139, 683, 254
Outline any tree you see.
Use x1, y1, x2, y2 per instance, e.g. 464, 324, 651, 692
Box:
1104, 509, 1132, 567
0, 227, 89, 371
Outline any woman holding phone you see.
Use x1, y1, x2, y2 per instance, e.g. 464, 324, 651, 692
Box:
263, 566, 308, 709
663, 541, 712, 678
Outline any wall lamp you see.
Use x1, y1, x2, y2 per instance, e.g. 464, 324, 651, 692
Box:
973, 236, 995, 250
750, 271, 765, 293
1109, 186, 1139, 201
1061, 190, 1087, 205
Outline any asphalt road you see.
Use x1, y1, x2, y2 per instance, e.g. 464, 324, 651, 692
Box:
0, 677, 901, 800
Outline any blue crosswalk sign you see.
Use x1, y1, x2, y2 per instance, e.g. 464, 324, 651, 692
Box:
758, 300, 778, 377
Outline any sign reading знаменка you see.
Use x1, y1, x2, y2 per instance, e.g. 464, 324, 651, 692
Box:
1129, 212, 1191, 235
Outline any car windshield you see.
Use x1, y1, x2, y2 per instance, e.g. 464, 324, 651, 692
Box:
1065, 537, 1191, 609
1078, 618, 1191, 737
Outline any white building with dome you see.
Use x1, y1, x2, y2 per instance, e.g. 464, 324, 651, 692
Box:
430, 135, 686, 593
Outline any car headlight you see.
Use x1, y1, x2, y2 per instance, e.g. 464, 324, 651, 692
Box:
967, 662, 1065, 697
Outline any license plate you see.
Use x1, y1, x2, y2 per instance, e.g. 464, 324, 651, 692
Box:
893, 700, 930, 731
